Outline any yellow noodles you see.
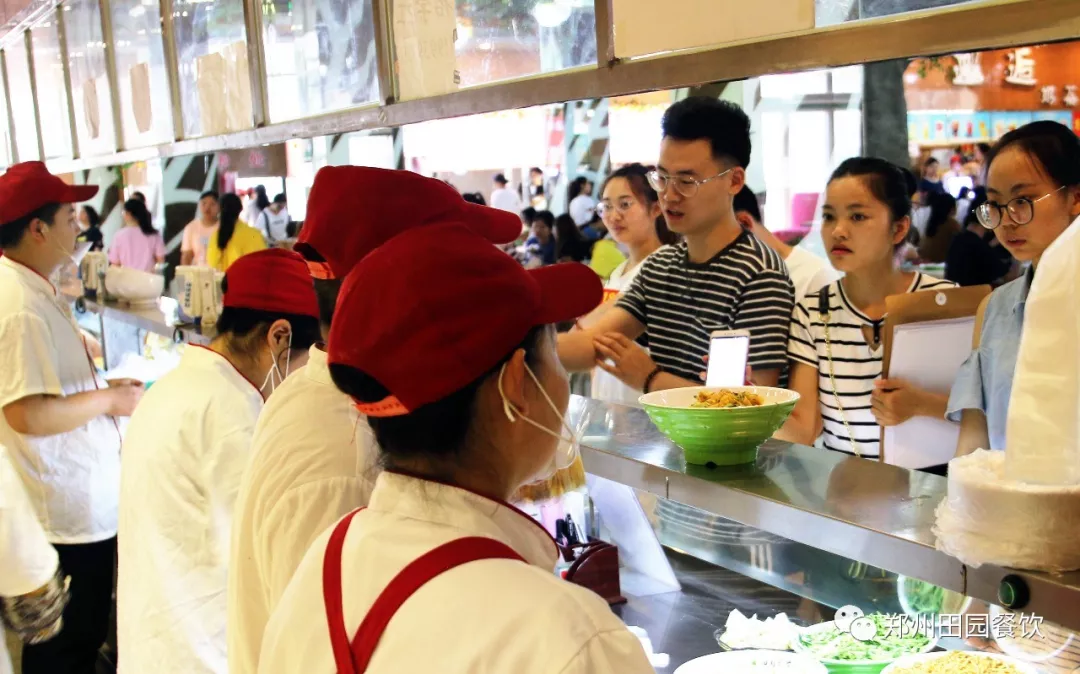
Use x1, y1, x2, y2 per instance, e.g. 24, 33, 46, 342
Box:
888, 651, 1024, 674
690, 390, 764, 409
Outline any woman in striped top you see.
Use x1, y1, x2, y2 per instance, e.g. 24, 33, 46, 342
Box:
778, 158, 955, 457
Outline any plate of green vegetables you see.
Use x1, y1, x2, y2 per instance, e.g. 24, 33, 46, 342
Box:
793, 614, 937, 674
896, 576, 971, 619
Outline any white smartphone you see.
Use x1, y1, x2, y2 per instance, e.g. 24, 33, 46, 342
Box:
706, 330, 750, 387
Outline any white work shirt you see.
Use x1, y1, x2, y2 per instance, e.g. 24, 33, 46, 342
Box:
784, 246, 840, 305
228, 345, 378, 674
490, 186, 523, 214
1, 444, 60, 674
0, 256, 122, 544
260, 472, 653, 674
118, 346, 264, 674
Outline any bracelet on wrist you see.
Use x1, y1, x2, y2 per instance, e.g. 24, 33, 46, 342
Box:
642, 366, 663, 393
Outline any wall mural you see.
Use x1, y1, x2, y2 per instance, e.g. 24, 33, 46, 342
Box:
162, 153, 219, 266
71, 165, 123, 244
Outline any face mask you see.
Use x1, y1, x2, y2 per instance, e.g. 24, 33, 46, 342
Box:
260, 330, 292, 395
497, 362, 579, 481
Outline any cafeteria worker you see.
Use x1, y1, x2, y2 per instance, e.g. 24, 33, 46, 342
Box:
258, 187, 653, 672
117, 248, 321, 673
949, 121, 1080, 454
228, 167, 525, 674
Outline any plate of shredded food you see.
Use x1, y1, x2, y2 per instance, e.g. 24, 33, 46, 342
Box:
793, 615, 936, 674
880, 650, 1039, 674
639, 386, 799, 465
896, 576, 971, 619
674, 650, 828, 674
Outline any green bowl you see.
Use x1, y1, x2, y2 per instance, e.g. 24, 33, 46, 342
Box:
793, 621, 938, 674
638, 386, 799, 466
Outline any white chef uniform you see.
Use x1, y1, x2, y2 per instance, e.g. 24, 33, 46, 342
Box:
1, 445, 61, 674
228, 344, 378, 674
0, 255, 121, 543
259, 471, 652, 674
117, 345, 264, 674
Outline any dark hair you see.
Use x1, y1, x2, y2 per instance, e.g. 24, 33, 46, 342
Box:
521, 207, 537, 225
330, 327, 547, 465
273, 193, 287, 205
253, 185, 270, 211
900, 167, 918, 200
829, 157, 913, 223
215, 306, 321, 360
217, 193, 244, 250
123, 198, 157, 236
925, 192, 957, 239
661, 97, 751, 168
600, 163, 679, 246
963, 188, 988, 229
924, 157, 939, 168
493, 173, 508, 186
732, 185, 762, 225
131, 191, 147, 204
314, 278, 342, 329
534, 210, 555, 229
984, 120, 1080, 190
0, 202, 63, 249
462, 192, 486, 206
200, 190, 220, 202
976, 143, 992, 155
529, 167, 543, 175
82, 205, 101, 230
568, 176, 589, 203
553, 214, 587, 261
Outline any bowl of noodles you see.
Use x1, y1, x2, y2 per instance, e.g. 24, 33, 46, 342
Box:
639, 386, 799, 465
880, 650, 1038, 674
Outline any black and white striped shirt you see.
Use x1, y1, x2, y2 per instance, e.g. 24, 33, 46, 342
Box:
788, 273, 956, 457
616, 232, 795, 382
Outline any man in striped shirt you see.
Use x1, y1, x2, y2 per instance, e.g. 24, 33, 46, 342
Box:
558, 97, 795, 392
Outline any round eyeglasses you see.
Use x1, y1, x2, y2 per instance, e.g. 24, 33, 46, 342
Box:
646, 167, 732, 198
596, 198, 637, 218
976, 186, 1066, 230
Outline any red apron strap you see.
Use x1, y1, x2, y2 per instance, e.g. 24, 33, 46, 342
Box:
322, 508, 365, 674
350, 537, 525, 672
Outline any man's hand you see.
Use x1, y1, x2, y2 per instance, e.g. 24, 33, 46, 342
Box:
871, 378, 924, 427
594, 333, 658, 391
106, 382, 145, 417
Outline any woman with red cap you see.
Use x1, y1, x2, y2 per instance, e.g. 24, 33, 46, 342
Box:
258, 203, 654, 672
117, 248, 321, 674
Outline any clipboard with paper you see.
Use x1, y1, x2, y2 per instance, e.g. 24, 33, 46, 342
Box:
880, 285, 991, 468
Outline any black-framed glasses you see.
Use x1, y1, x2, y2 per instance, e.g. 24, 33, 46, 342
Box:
976, 186, 1066, 230
647, 167, 732, 198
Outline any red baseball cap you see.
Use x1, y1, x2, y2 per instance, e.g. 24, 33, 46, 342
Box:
223, 248, 319, 319
0, 162, 99, 224
328, 223, 602, 417
296, 166, 522, 279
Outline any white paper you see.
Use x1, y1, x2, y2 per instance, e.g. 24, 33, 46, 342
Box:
883, 317, 974, 468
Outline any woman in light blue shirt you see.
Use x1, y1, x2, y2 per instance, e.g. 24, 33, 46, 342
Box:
949, 121, 1080, 454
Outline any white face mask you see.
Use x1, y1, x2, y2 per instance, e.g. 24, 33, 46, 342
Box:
497, 362, 579, 481
261, 330, 292, 395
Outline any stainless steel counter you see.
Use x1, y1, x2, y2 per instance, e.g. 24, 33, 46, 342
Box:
568, 395, 1080, 632
63, 286, 213, 347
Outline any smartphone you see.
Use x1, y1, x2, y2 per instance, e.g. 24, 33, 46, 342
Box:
706, 330, 750, 387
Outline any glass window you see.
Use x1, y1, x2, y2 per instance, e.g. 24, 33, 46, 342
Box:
111, 0, 174, 148
261, 0, 379, 123
0, 87, 13, 166
65, 0, 117, 155
172, 0, 252, 137
31, 16, 74, 159
5, 39, 41, 161
815, 0, 983, 27
395, 0, 596, 100
760, 70, 830, 98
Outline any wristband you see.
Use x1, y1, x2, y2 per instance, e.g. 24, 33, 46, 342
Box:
642, 366, 663, 393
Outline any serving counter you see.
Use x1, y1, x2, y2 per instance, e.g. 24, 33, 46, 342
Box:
567, 395, 1080, 643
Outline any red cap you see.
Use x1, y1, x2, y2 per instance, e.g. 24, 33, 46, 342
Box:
296, 166, 522, 279
223, 249, 319, 319
329, 223, 602, 417
0, 162, 99, 224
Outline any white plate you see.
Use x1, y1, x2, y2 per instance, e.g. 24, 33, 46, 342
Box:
793, 620, 938, 666
675, 650, 827, 674
880, 650, 1040, 674
639, 385, 799, 410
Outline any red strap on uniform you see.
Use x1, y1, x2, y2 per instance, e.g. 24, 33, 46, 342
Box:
323, 508, 365, 673
349, 537, 524, 671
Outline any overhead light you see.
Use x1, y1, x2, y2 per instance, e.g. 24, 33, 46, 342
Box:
532, 0, 572, 28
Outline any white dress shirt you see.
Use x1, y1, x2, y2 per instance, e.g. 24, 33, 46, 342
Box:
0, 256, 122, 544
228, 345, 377, 674
490, 187, 524, 214
118, 346, 264, 674
259, 472, 653, 674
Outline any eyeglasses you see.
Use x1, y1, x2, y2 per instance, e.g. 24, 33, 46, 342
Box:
647, 167, 732, 198
976, 186, 1066, 230
596, 197, 639, 218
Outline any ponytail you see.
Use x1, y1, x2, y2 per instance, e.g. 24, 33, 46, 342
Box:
217, 193, 244, 250
123, 199, 156, 236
